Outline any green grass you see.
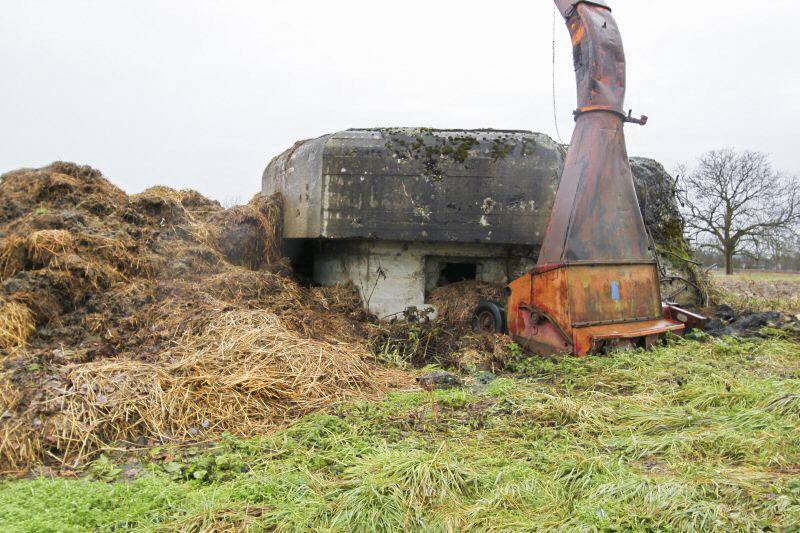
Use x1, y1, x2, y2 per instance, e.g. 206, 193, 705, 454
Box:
2, 336, 800, 531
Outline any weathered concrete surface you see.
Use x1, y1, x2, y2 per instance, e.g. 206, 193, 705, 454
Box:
630, 157, 683, 249
264, 129, 701, 315
314, 240, 535, 319
263, 129, 563, 245
264, 130, 688, 252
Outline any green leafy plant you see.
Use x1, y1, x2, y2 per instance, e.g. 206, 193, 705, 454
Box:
87, 454, 123, 482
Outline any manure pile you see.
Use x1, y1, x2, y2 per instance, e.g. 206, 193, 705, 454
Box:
428, 281, 507, 323
0, 163, 409, 473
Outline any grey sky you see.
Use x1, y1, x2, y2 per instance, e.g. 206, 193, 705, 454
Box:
1, 1, 797, 203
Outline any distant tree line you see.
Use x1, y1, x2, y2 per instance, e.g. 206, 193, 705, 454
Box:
676, 149, 800, 274
693, 237, 800, 273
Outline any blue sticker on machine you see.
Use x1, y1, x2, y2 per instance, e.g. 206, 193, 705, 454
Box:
611, 281, 620, 301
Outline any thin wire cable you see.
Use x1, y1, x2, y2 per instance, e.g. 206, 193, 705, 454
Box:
552, 4, 565, 144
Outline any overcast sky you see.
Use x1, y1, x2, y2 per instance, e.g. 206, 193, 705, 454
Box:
1, 1, 797, 203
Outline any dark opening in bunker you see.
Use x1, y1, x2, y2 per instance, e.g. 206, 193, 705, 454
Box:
285, 239, 316, 285
438, 262, 477, 285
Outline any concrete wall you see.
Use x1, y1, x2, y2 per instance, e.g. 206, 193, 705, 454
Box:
313, 240, 536, 319
264, 129, 563, 245
269, 131, 702, 313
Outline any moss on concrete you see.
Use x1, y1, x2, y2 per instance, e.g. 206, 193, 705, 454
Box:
381, 128, 526, 181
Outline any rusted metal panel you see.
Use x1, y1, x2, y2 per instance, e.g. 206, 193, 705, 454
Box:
508, 272, 573, 355
567, 263, 662, 326
507, 273, 533, 340
532, 265, 571, 336
573, 319, 684, 356
515, 321, 572, 356
663, 303, 709, 329
554, 0, 611, 17
507, 262, 673, 356
502, 1, 685, 356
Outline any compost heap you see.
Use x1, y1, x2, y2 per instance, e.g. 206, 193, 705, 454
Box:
428, 281, 507, 324
0, 163, 414, 473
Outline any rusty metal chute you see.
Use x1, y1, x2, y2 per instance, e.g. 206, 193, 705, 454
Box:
540, 0, 648, 263
504, 1, 688, 355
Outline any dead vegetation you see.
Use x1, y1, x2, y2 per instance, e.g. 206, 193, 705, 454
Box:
0, 162, 412, 474
427, 280, 507, 323
56, 310, 385, 468
0, 298, 35, 351
712, 272, 800, 313
0, 163, 538, 475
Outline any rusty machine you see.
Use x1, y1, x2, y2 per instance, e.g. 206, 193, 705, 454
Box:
473, 0, 702, 355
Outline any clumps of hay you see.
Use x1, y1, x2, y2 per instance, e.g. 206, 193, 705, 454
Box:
26, 229, 73, 258
428, 281, 507, 323
208, 193, 283, 270
1, 228, 139, 287
1, 164, 125, 211
0, 162, 413, 472
0, 299, 35, 351
54, 310, 383, 463
129, 186, 203, 226
205, 268, 300, 305
1, 230, 74, 280
0, 375, 41, 473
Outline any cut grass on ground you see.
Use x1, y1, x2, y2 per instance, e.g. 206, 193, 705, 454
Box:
1, 335, 799, 532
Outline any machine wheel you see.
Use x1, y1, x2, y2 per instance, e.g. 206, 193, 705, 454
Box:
471, 301, 506, 334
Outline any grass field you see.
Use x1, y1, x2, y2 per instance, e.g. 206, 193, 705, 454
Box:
1, 334, 799, 532
712, 270, 800, 313
711, 270, 800, 283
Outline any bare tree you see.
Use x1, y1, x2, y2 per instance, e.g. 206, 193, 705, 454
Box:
677, 149, 799, 275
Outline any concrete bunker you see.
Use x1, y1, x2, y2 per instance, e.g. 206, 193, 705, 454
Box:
263, 128, 692, 319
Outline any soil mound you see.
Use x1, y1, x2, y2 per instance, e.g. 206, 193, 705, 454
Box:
704, 304, 799, 338
0, 163, 401, 474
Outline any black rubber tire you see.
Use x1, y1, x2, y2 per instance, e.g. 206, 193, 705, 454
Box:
471, 300, 506, 334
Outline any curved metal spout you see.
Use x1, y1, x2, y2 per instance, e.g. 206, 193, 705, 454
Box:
553, 1, 611, 21
538, 0, 651, 264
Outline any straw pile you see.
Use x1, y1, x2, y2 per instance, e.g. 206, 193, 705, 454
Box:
0, 299, 35, 351
52, 310, 382, 467
370, 281, 513, 372
428, 280, 507, 323
0, 162, 402, 473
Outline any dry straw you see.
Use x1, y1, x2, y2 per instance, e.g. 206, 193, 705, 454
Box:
53, 310, 388, 465
428, 281, 507, 323
0, 300, 36, 351
0, 163, 414, 472
26, 230, 74, 262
